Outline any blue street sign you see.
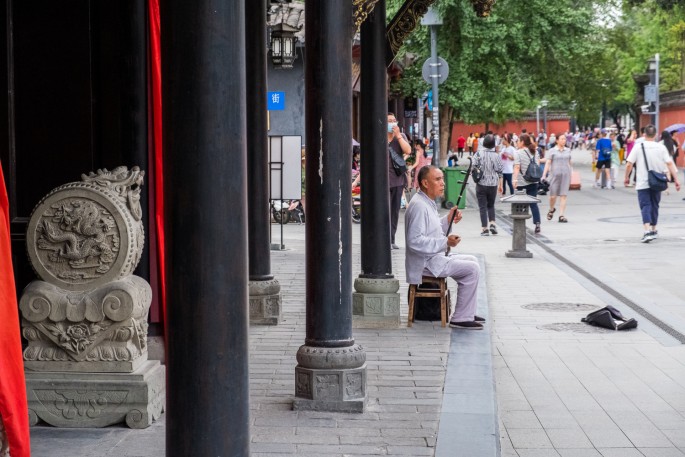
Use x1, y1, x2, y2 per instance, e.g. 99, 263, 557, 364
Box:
267, 92, 285, 111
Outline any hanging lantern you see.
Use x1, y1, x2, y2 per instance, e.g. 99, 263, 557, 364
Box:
470, 0, 496, 17
270, 22, 299, 69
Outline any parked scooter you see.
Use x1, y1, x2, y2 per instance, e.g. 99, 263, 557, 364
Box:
288, 200, 305, 224
270, 199, 290, 224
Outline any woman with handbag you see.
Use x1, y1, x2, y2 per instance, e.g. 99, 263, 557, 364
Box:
473, 134, 503, 236
513, 133, 542, 234
541, 133, 572, 223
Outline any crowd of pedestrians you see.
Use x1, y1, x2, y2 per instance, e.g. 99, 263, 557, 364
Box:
397, 122, 681, 242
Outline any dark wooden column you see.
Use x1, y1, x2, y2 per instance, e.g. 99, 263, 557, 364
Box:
304, 0, 353, 348
161, 0, 250, 455
120, 0, 151, 284
360, 0, 392, 279
294, 0, 366, 412
246, 0, 272, 282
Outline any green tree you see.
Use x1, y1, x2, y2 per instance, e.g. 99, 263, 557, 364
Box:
389, 0, 611, 153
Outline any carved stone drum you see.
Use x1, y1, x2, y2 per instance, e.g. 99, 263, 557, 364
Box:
20, 166, 164, 429
26, 167, 145, 291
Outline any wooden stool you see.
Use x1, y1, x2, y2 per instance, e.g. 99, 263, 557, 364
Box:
407, 276, 451, 328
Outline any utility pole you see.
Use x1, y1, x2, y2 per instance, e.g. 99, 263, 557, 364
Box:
655, 53, 660, 133
429, 26, 440, 165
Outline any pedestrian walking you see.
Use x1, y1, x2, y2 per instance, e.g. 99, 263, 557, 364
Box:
457, 134, 466, 159
513, 133, 542, 234
473, 134, 503, 236
500, 133, 516, 195
387, 112, 411, 250
412, 140, 432, 190
594, 129, 613, 188
624, 124, 681, 243
542, 134, 572, 223
467, 133, 474, 155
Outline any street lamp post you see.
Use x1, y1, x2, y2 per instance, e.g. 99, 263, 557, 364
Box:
536, 105, 541, 134
648, 54, 660, 132
541, 99, 549, 141
570, 101, 577, 133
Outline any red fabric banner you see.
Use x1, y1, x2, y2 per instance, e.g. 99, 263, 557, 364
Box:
0, 165, 30, 457
148, 0, 166, 330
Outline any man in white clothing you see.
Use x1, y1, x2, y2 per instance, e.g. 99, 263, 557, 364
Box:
404, 166, 483, 329
624, 124, 681, 243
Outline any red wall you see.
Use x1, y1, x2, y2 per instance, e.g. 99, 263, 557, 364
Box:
640, 106, 685, 167
450, 119, 572, 149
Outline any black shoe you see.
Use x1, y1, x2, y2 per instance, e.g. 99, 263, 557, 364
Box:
534, 223, 541, 234
474, 315, 486, 322
391, 243, 400, 250
489, 224, 498, 235
480, 229, 490, 236
449, 320, 484, 330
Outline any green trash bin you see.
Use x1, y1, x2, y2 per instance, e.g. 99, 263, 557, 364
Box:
442, 166, 468, 209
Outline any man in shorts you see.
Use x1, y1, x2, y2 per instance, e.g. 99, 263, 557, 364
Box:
594, 129, 613, 188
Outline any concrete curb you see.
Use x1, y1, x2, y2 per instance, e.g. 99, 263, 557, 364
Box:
436, 254, 499, 457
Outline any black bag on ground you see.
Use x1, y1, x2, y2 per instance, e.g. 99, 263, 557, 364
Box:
408, 283, 442, 321
581, 305, 638, 330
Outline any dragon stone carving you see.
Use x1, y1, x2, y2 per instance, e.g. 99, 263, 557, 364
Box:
22, 166, 151, 372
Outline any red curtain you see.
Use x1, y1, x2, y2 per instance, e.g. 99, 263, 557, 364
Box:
148, 0, 166, 330
0, 165, 30, 457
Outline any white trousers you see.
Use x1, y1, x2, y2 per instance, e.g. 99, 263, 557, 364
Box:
423, 254, 480, 322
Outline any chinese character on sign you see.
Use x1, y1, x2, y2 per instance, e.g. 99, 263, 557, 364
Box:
267, 91, 285, 111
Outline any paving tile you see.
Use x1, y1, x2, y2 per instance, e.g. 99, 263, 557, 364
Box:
546, 428, 594, 449
516, 449, 561, 457
597, 449, 645, 457
557, 450, 603, 457
507, 428, 554, 449
637, 449, 685, 457
502, 410, 544, 429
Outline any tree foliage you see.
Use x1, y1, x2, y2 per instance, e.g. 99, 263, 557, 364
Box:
387, 0, 685, 140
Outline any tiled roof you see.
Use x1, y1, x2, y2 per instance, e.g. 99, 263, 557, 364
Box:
268, 2, 305, 43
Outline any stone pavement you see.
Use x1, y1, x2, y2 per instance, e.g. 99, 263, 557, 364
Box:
29, 149, 685, 456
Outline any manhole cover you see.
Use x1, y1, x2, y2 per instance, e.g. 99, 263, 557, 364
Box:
538, 323, 615, 333
522, 303, 600, 312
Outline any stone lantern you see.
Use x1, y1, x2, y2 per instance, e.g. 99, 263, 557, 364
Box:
501, 190, 540, 258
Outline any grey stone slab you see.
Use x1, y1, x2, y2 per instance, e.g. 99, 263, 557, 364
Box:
663, 429, 685, 447
598, 449, 646, 457
384, 444, 435, 455
250, 442, 298, 453
502, 410, 544, 429
507, 428, 554, 449
546, 428, 594, 449
295, 444, 386, 454
556, 450, 603, 457
515, 449, 561, 457
637, 449, 685, 457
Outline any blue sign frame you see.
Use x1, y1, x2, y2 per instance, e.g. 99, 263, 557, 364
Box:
267, 92, 285, 111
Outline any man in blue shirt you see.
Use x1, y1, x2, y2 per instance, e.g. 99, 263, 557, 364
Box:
594, 129, 613, 188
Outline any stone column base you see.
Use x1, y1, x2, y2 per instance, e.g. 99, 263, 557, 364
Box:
352, 277, 400, 328
249, 279, 282, 325
293, 344, 367, 413
26, 360, 165, 429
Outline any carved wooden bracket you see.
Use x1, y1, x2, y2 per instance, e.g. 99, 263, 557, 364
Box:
385, 0, 437, 66
385, 0, 495, 66
354, 0, 381, 33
